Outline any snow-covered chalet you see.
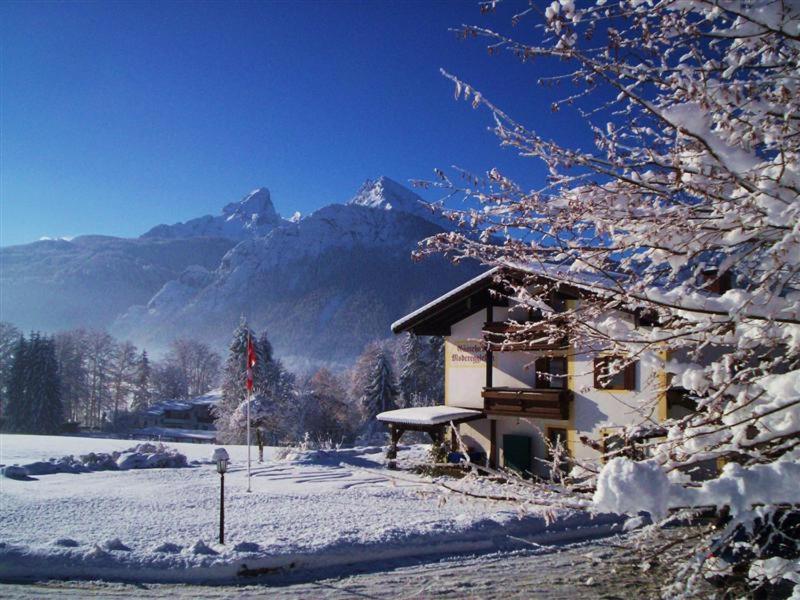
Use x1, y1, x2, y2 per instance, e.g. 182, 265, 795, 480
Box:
381, 265, 695, 478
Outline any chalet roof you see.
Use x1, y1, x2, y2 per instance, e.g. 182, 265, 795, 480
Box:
391, 261, 621, 336
390, 267, 501, 335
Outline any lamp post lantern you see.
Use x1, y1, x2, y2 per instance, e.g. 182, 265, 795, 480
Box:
212, 447, 229, 545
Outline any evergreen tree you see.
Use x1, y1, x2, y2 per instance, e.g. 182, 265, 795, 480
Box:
131, 350, 152, 413
398, 333, 444, 408
6, 333, 63, 434
0, 322, 22, 424
5, 335, 30, 432
357, 345, 399, 442
399, 333, 426, 408
215, 320, 273, 443
54, 329, 89, 425
35, 335, 64, 434
426, 336, 444, 404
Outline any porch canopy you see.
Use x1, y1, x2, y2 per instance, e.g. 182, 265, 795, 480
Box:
376, 406, 484, 468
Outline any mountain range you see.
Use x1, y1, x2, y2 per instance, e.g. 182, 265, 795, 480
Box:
1, 177, 477, 370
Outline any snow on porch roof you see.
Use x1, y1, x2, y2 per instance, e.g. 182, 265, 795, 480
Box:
376, 405, 483, 426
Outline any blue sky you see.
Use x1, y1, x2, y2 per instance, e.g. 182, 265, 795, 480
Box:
1, 1, 589, 246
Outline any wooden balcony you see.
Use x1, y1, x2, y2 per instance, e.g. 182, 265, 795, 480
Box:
482, 387, 571, 420
482, 320, 568, 352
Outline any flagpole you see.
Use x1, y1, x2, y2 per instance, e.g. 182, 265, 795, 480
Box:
246, 333, 252, 494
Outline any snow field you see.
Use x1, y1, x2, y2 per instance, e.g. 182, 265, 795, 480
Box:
0, 434, 619, 583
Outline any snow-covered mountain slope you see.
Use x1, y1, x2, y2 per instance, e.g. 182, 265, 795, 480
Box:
0, 236, 236, 332
141, 188, 284, 240
113, 199, 478, 367
3, 177, 475, 367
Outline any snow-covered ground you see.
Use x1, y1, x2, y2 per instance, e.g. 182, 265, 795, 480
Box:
0, 435, 620, 584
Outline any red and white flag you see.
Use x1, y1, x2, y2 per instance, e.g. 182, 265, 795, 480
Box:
246, 335, 257, 392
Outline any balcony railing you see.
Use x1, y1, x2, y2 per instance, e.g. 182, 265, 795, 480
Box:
482, 320, 569, 352
482, 387, 571, 420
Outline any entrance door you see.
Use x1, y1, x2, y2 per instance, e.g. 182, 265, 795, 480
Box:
503, 434, 532, 478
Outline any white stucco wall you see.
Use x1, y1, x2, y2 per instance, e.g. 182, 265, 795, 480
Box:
445, 310, 488, 409
443, 299, 668, 469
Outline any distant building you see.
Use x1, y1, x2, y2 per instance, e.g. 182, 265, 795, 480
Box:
131, 390, 221, 443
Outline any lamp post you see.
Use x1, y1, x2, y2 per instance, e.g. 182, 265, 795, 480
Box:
212, 447, 229, 545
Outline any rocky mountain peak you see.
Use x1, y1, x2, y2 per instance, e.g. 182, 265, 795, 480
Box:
347, 176, 448, 228
222, 187, 279, 225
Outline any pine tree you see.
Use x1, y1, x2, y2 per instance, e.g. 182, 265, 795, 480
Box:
5, 333, 63, 434
360, 346, 399, 421
5, 335, 30, 432
426, 336, 444, 404
54, 329, 89, 425
215, 320, 272, 443
398, 334, 444, 408
35, 336, 64, 434
0, 322, 22, 425
131, 350, 152, 413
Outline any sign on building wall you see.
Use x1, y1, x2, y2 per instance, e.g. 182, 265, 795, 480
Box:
446, 339, 486, 368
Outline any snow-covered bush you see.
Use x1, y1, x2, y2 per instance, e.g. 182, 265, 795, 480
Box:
423, 1, 800, 596
2, 443, 188, 479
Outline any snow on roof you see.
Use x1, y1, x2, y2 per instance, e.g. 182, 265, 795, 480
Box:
145, 389, 222, 415
376, 405, 483, 426
189, 389, 222, 406
390, 261, 630, 335
390, 267, 500, 333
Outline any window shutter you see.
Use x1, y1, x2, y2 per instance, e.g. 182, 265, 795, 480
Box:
593, 357, 605, 389
536, 357, 549, 389
624, 362, 636, 390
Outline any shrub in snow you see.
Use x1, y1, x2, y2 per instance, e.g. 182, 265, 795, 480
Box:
53, 538, 80, 548
103, 538, 131, 552
23, 461, 62, 476
233, 542, 260, 553
424, 0, 800, 596
116, 445, 188, 470
191, 540, 218, 556
152, 542, 182, 554
1, 465, 33, 481
86, 544, 110, 561
7, 444, 188, 480
80, 452, 120, 471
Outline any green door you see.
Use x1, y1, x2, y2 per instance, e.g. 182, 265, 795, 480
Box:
503, 434, 532, 478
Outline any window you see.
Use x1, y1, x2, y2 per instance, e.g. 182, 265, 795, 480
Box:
702, 269, 732, 294
535, 357, 567, 389
593, 356, 636, 390
601, 432, 625, 462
